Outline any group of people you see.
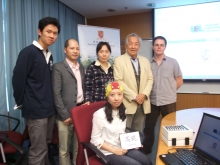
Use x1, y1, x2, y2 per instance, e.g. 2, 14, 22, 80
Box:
12, 16, 183, 165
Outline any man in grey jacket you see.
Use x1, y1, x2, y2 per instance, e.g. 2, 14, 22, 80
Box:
52, 39, 85, 165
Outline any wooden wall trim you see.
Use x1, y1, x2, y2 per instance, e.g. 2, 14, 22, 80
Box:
177, 93, 220, 110
87, 11, 153, 41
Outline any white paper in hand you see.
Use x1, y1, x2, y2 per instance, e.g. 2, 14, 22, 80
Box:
119, 131, 141, 150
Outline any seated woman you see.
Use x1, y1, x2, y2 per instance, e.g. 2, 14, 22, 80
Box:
84, 42, 114, 104
90, 82, 152, 165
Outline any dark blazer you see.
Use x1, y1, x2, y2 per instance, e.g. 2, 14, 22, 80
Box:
52, 60, 85, 121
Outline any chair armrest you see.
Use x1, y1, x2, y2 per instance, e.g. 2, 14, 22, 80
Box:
0, 132, 8, 146
0, 136, 25, 155
81, 142, 111, 165
126, 127, 144, 141
0, 115, 20, 131
0, 132, 9, 138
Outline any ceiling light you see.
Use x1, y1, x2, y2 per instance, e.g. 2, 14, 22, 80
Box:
107, 9, 116, 12
147, 3, 156, 7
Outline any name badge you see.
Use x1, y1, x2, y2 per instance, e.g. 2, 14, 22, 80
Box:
119, 131, 141, 150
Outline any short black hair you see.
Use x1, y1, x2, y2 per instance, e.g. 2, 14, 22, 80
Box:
153, 36, 167, 46
38, 17, 61, 34
96, 42, 111, 55
64, 39, 71, 48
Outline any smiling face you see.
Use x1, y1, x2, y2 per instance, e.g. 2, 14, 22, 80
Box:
38, 24, 58, 50
107, 89, 123, 110
126, 36, 140, 59
152, 38, 166, 56
64, 39, 80, 63
97, 45, 110, 63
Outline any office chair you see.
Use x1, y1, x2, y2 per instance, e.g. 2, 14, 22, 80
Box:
22, 125, 29, 142
0, 134, 25, 165
71, 101, 111, 165
0, 115, 25, 165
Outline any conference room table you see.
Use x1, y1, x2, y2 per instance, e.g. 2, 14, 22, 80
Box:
156, 108, 220, 165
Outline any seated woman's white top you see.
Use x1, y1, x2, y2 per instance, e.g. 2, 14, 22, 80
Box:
90, 107, 126, 155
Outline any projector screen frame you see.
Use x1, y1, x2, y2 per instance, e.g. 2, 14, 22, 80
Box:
153, 2, 220, 82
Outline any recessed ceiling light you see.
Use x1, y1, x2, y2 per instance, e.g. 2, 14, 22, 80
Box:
107, 9, 116, 12
147, 3, 156, 7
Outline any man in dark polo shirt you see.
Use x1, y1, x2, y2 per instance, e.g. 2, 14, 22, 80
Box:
143, 36, 183, 154
12, 17, 60, 165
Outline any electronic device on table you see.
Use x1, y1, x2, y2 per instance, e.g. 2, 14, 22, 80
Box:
162, 125, 193, 146
160, 113, 220, 165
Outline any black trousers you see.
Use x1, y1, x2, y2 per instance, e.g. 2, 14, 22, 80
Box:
143, 103, 176, 153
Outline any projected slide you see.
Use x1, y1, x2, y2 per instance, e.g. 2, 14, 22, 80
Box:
154, 2, 220, 80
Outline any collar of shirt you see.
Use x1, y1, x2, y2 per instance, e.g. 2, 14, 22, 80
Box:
130, 57, 139, 62
95, 60, 111, 69
66, 58, 79, 69
33, 40, 51, 63
151, 55, 167, 63
32, 40, 51, 53
112, 109, 119, 117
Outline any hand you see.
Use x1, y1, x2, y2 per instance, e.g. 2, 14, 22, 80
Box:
135, 94, 145, 105
63, 118, 71, 126
135, 145, 143, 150
83, 101, 90, 105
113, 148, 127, 155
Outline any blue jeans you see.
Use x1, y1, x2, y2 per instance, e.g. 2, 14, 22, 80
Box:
106, 149, 152, 165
